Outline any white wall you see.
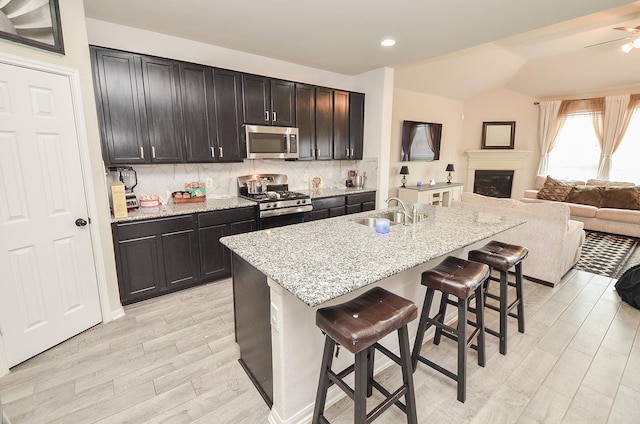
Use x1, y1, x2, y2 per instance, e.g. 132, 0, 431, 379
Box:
390, 89, 465, 199
462, 88, 541, 196
0, 0, 120, 316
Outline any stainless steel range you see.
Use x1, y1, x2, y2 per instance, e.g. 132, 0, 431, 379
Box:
238, 174, 312, 228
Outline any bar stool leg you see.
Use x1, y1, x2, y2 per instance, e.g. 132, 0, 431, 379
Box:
412, 288, 435, 371
366, 346, 375, 397
474, 283, 486, 367
515, 262, 525, 333
354, 350, 369, 423
499, 270, 509, 355
312, 337, 336, 424
433, 292, 449, 346
398, 325, 418, 424
457, 298, 467, 403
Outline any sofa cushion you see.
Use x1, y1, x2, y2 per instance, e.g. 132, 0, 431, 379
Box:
587, 179, 636, 187
600, 186, 640, 210
566, 203, 598, 218
565, 185, 604, 207
596, 208, 640, 225
537, 176, 575, 201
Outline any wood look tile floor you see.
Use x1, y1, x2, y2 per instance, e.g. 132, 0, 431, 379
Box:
1, 269, 639, 423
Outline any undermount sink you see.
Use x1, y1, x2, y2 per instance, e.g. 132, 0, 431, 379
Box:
354, 211, 408, 227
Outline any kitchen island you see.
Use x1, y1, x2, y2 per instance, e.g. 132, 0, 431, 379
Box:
220, 205, 525, 424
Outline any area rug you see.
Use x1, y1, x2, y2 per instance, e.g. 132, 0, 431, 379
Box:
574, 231, 640, 278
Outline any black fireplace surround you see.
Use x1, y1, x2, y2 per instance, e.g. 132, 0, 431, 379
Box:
473, 170, 514, 198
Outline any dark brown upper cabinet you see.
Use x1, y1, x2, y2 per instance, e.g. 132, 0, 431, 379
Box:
349, 92, 365, 160
141, 56, 185, 163
213, 69, 245, 162
315, 87, 334, 160
179, 62, 218, 162
92, 48, 149, 165
332, 90, 350, 160
295, 84, 316, 161
242, 74, 295, 126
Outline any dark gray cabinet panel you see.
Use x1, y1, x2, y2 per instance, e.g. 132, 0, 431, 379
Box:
213, 69, 244, 162
315, 88, 333, 160
295, 84, 315, 161
141, 56, 184, 163
92, 48, 148, 165
162, 228, 199, 288
180, 63, 218, 163
332, 90, 350, 160
117, 235, 163, 301
242, 74, 295, 126
349, 92, 365, 160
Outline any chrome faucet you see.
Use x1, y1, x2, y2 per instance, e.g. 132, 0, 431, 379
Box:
385, 197, 412, 225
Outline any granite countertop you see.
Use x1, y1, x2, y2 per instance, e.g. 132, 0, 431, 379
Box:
111, 197, 257, 223
220, 205, 525, 307
299, 186, 376, 199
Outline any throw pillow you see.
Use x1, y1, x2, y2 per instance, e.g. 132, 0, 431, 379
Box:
601, 186, 640, 210
565, 185, 604, 207
537, 176, 575, 201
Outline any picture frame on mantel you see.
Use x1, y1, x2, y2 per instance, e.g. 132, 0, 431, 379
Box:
0, 0, 65, 54
481, 121, 515, 149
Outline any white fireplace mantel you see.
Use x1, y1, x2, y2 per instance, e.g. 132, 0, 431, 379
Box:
465, 150, 532, 198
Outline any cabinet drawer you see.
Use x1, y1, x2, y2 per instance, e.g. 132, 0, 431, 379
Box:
346, 192, 376, 205
198, 206, 256, 227
312, 196, 345, 210
116, 215, 194, 240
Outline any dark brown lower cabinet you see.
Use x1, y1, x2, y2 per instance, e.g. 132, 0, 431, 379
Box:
306, 191, 376, 221
113, 207, 256, 305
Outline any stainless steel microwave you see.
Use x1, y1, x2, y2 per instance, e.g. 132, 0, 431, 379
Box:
245, 125, 299, 160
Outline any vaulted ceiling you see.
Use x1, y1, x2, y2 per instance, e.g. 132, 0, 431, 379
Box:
83, 0, 640, 100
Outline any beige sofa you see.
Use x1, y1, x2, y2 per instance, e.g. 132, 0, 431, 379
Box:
522, 176, 640, 238
452, 192, 585, 286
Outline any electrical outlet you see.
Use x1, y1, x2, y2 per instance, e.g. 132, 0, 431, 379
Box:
270, 303, 281, 332
303, 174, 309, 183
205, 178, 213, 188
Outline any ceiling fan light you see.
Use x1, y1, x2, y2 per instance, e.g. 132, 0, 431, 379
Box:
633, 38, 640, 48
622, 42, 634, 53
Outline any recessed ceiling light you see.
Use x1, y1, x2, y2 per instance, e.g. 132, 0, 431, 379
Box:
381, 39, 396, 47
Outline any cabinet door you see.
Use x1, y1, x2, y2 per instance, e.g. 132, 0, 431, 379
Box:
329, 206, 346, 217
162, 228, 199, 289
92, 48, 148, 165
242, 74, 270, 125
230, 219, 257, 235
141, 56, 184, 163
315, 88, 333, 160
214, 69, 244, 162
270, 79, 295, 126
333, 90, 350, 160
180, 63, 217, 162
349, 92, 365, 160
295, 84, 315, 160
305, 209, 329, 221
199, 224, 230, 280
117, 235, 163, 304
346, 204, 361, 215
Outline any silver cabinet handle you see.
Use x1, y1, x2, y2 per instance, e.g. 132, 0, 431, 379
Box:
265, 111, 269, 121
272, 111, 277, 122
151, 146, 156, 159
311, 148, 315, 157
350, 148, 354, 157
219, 146, 223, 158
140, 146, 144, 159
210, 147, 215, 158
346, 148, 349, 156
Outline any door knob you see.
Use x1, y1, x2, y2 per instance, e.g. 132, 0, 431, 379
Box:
75, 218, 88, 227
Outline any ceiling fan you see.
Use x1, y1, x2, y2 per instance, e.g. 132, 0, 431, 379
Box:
584, 25, 640, 52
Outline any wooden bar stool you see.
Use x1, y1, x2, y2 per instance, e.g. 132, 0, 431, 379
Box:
312, 286, 418, 424
468, 240, 528, 355
411, 256, 489, 403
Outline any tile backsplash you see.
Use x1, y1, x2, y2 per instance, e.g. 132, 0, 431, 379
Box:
107, 158, 378, 201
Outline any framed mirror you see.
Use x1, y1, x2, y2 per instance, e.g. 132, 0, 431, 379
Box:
481, 121, 515, 149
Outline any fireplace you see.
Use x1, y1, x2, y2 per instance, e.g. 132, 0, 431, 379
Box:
473, 170, 514, 198
465, 150, 531, 199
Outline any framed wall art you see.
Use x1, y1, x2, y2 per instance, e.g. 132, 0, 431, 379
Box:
481, 121, 515, 149
0, 0, 64, 54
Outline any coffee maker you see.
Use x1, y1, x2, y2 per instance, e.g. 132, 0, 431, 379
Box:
109, 167, 139, 209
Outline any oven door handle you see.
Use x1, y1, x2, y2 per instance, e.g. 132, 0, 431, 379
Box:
260, 205, 313, 218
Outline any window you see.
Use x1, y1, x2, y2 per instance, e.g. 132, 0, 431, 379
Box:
611, 108, 640, 184
547, 113, 601, 181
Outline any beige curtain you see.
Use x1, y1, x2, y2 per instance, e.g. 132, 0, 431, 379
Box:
597, 95, 633, 180
536, 100, 562, 175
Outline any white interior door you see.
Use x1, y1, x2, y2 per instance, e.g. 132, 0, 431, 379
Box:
0, 62, 102, 368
